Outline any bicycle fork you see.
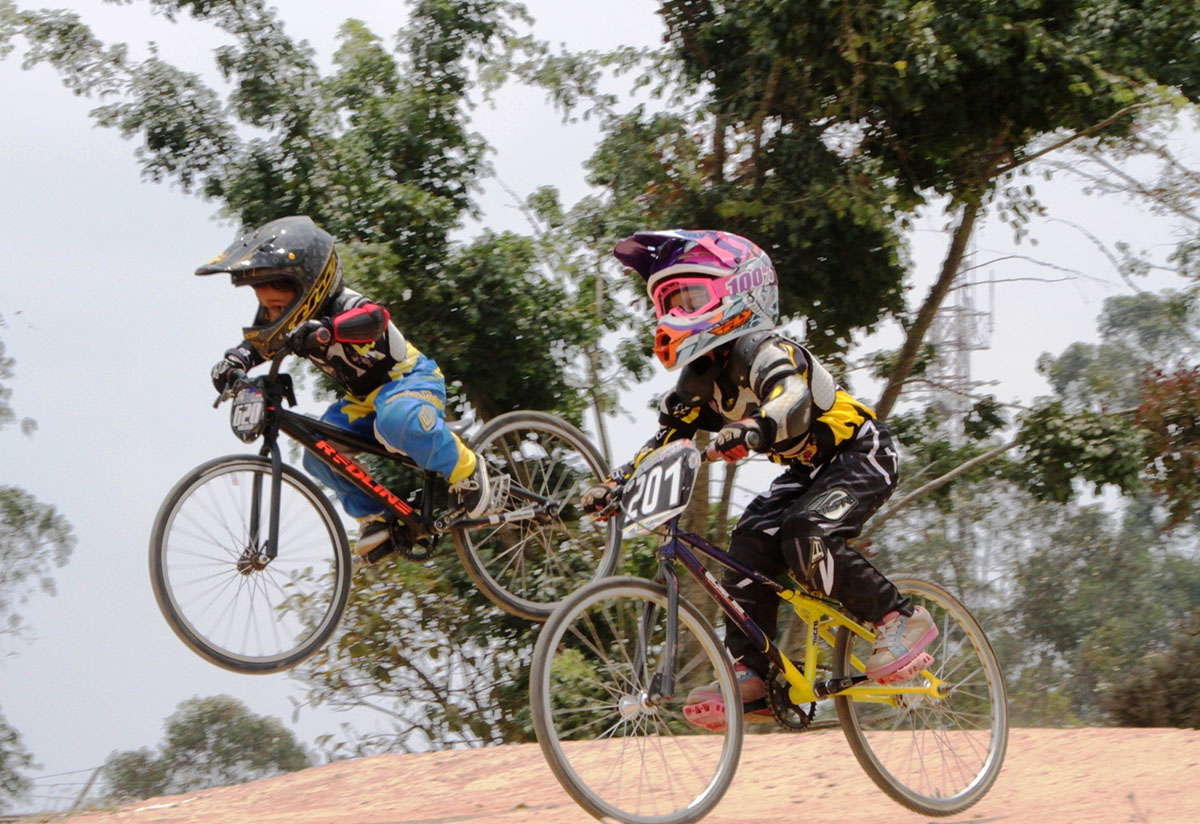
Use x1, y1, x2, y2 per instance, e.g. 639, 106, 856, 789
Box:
238, 439, 283, 573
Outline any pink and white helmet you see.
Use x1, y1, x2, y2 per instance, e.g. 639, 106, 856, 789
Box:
613, 229, 779, 370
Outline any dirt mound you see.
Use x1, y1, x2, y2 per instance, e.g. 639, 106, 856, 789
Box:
60, 728, 1200, 823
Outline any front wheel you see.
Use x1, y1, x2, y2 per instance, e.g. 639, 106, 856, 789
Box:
149, 455, 352, 674
453, 411, 620, 621
530, 577, 743, 824
833, 577, 1009, 816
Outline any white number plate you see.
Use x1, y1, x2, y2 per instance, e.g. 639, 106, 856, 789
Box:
230, 386, 266, 442
620, 439, 701, 537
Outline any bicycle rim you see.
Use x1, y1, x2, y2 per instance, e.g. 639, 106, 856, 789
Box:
150, 456, 351, 674
834, 577, 1009, 815
530, 578, 743, 824
454, 411, 619, 621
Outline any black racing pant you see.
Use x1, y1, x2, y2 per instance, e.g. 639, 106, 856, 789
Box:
723, 419, 911, 679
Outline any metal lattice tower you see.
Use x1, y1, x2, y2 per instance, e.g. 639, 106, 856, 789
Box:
922, 239, 995, 440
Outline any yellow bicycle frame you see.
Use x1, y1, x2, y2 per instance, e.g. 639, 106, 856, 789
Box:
775, 584, 947, 706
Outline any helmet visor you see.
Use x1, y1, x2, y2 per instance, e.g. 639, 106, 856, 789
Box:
651, 277, 727, 318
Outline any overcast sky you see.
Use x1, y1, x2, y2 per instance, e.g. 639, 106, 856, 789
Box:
0, 0, 1192, 812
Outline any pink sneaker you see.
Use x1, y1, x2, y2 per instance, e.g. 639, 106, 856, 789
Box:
865, 606, 938, 684
683, 663, 772, 731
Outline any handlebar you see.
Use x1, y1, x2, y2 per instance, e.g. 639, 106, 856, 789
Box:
212, 345, 297, 408
702, 426, 762, 461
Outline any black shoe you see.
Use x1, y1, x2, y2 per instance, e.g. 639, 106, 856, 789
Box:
449, 455, 510, 518
354, 516, 392, 557
354, 541, 399, 569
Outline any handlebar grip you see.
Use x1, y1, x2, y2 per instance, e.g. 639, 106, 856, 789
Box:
745, 428, 763, 450
313, 326, 332, 346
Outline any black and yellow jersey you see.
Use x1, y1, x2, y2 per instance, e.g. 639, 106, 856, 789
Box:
616, 331, 876, 478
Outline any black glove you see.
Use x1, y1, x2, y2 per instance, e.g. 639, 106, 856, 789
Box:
211, 348, 252, 393
582, 480, 619, 520
710, 419, 764, 462
286, 319, 332, 356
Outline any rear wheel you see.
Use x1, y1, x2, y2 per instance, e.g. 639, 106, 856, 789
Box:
530, 577, 743, 824
453, 411, 620, 620
149, 455, 351, 674
833, 577, 1008, 816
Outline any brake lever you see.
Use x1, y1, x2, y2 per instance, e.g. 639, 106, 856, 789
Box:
212, 369, 248, 408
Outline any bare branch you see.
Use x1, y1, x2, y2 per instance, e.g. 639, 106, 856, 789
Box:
993, 103, 1161, 177
858, 439, 1022, 543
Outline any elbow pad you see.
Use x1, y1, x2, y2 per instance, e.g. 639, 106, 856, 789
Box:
332, 303, 390, 344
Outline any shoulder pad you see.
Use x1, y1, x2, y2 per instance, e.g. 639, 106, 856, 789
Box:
675, 354, 719, 404
727, 331, 775, 387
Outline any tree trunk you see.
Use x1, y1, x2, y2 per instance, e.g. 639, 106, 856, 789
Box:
682, 431, 712, 537
874, 198, 981, 420
715, 460, 738, 547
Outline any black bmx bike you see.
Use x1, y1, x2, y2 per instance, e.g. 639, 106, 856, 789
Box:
149, 347, 620, 674
529, 440, 1008, 823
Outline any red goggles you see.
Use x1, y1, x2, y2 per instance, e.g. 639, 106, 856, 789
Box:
650, 277, 728, 319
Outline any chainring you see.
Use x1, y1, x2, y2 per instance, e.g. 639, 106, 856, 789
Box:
767, 674, 817, 731
394, 522, 437, 561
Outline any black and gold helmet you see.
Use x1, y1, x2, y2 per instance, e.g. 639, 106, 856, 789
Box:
196, 216, 343, 358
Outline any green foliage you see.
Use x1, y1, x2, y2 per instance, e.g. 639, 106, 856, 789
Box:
1104, 610, 1200, 728
103, 695, 310, 800
1038, 291, 1197, 411
0, 710, 33, 808
102, 749, 168, 802
886, 401, 1014, 511
1016, 400, 1144, 503
0, 329, 35, 435
0, 485, 75, 642
1135, 366, 1200, 528
1, 0, 608, 422
0, 331, 71, 806
299, 554, 538, 754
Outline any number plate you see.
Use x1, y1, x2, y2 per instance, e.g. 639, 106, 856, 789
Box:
620, 439, 701, 537
230, 386, 267, 442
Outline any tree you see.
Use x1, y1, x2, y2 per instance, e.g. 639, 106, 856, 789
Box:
0, 710, 34, 809
1, 326, 74, 807
1104, 609, 1200, 728
0, 0, 615, 752
0, 0, 608, 422
103, 696, 310, 800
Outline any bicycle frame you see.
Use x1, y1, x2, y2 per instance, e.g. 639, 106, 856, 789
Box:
233, 358, 560, 561
651, 517, 948, 709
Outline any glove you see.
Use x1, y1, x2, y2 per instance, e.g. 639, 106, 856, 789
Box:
709, 419, 764, 462
582, 480, 619, 520
286, 319, 332, 356
211, 348, 252, 393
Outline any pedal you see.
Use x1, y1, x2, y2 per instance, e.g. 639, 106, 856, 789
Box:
682, 697, 772, 732
353, 542, 398, 570
683, 699, 727, 732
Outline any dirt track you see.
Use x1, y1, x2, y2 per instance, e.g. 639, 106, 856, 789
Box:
59, 728, 1200, 824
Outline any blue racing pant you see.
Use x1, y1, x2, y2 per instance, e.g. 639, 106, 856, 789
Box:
301, 354, 472, 519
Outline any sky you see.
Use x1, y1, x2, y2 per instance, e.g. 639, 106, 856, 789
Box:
0, 0, 1193, 813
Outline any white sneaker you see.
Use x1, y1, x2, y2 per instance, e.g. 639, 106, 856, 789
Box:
449, 454, 509, 519
865, 606, 938, 683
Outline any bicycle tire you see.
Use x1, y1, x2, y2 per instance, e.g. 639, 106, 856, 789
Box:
833, 577, 1009, 816
149, 455, 352, 674
453, 410, 620, 621
530, 577, 743, 824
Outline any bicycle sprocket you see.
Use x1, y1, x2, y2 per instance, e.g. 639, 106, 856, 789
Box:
767, 674, 817, 731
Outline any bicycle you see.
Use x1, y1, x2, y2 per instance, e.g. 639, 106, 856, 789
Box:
529, 439, 1008, 823
149, 344, 621, 674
